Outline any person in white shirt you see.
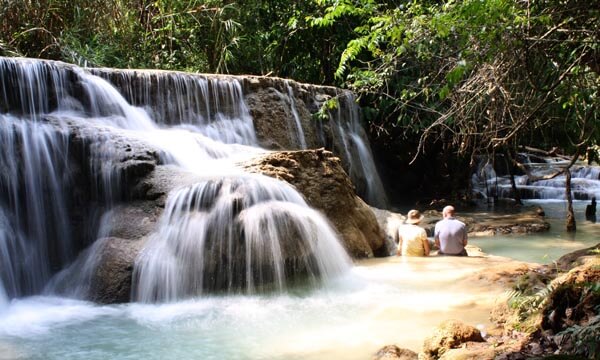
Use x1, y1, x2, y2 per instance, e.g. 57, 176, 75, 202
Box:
434, 205, 468, 256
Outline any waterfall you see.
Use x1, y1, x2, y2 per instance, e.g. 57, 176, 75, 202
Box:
325, 93, 388, 208
133, 175, 350, 302
0, 58, 70, 120
0, 116, 73, 297
285, 80, 307, 149
471, 154, 600, 201
89, 69, 258, 146
0, 56, 355, 302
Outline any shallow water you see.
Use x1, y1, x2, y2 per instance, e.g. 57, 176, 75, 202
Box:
470, 200, 600, 263
0, 254, 510, 359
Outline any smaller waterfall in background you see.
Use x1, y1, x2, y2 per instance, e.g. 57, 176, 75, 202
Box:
284, 80, 307, 149
472, 154, 600, 201
325, 93, 388, 208
133, 175, 350, 302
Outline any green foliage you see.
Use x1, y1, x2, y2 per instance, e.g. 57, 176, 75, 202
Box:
307, 0, 599, 183
0, 0, 598, 182
0, 0, 344, 80
313, 97, 339, 122
508, 282, 555, 323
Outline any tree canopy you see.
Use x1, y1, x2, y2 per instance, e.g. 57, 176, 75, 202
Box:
1, 0, 598, 199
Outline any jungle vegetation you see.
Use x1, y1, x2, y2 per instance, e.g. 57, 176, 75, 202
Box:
1, 0, 598, 206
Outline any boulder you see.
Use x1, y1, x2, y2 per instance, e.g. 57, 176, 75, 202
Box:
89, 236, 147, 304
86, 165, 207, 302
46, 115, 161, 185
421, 320, 485, 359
373, 345, 418, 360
242, 148, 387, 258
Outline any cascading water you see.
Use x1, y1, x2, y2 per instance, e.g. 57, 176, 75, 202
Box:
323, 92, 388, 208
133, 175, 350, 302
0, 115, 73, 297
284, 80, 308, 149
472, 155, 600, 201
90, 68, 258, 146
0, 56, 356, 304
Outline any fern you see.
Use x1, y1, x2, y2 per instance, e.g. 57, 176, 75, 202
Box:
508, 282, 556, 321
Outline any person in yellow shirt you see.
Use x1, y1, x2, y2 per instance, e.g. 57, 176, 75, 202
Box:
396, 209, 430, 257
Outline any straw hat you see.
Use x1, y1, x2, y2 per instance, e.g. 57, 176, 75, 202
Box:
405, 209, 424, 224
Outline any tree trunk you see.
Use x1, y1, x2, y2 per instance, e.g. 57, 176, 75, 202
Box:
565, 168, 576, 232
504, 149, 522, 205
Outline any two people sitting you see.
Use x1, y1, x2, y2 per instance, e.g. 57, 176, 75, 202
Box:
396, 205, 468, 257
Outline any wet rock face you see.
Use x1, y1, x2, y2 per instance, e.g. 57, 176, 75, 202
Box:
54, 116, 162, 199
88, 237, 147, 304
242, 149, 387, 258
246, 87, 320, 150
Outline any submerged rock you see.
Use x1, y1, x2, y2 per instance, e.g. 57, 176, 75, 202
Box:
242, 148, 387, 258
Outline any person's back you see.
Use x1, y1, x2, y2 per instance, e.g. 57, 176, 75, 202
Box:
399, 224, 428, 256
397, 210, 430, 257
434, 206, 468, 256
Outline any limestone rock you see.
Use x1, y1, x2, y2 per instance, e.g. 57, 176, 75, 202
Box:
245, 87, 319, 150
422, 206, 550, 237
89, 237, 147, 304
373, 345, 418, 360
99, 202, 162, 240
438, 347, 495, 360
421, 320, 485, 359
49, 115, 162, 191
242, 148, 386, 258
370, 207, 406, 255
